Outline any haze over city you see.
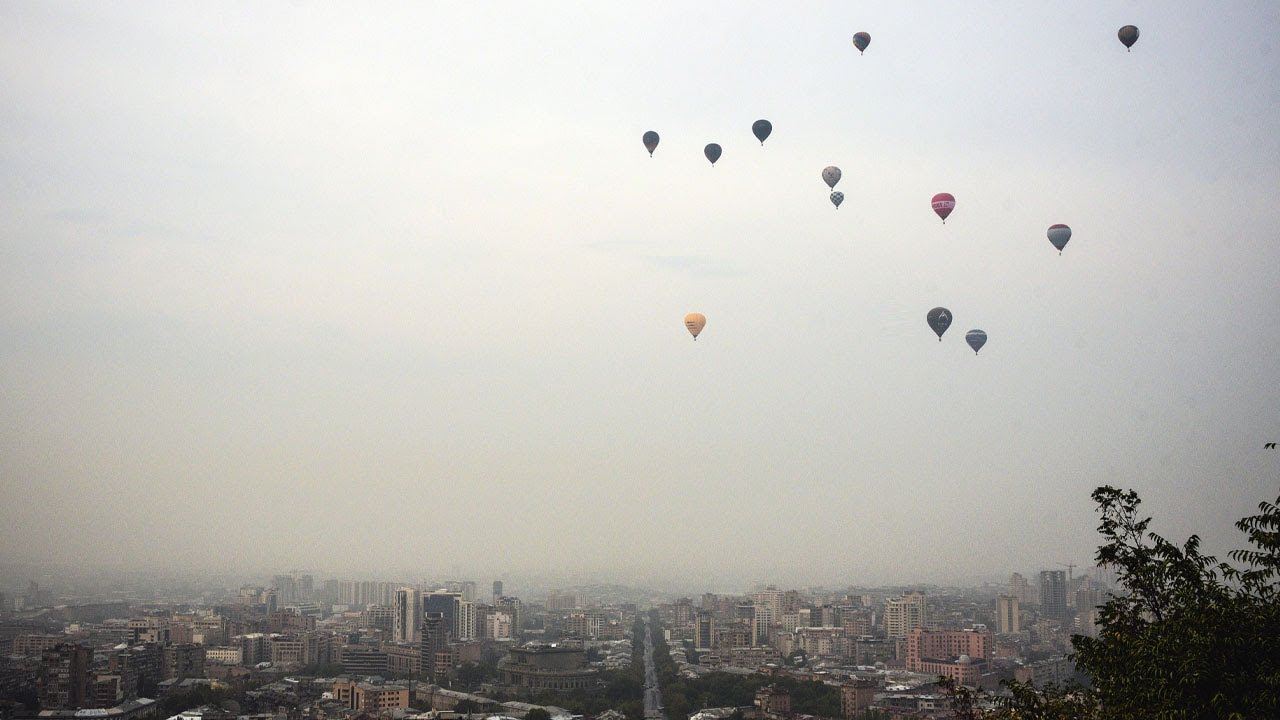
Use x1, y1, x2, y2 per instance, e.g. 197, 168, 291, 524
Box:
3, 2, 1279, 587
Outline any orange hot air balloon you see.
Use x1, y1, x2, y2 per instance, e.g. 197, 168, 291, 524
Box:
684, 313, 706, 340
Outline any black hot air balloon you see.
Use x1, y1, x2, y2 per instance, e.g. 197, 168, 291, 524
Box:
642, 131, 659, 156
1118, 25, 1139, 51
704, 143, 722, 165
965, 329, 987, 355
752, 119, 772, 145
927, 307, 952, 341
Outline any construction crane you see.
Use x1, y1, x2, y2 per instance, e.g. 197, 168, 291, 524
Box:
1060, 563, 1077, 584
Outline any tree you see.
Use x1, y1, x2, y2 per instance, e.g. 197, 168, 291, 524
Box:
944, 485, 1280, 719
525, 708, 551, 720
1068, 485, 1280, 718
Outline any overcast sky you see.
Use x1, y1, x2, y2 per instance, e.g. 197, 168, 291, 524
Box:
3, 1, 1279, 591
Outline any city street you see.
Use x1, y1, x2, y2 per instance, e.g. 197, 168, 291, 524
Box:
641, 617, 666, 720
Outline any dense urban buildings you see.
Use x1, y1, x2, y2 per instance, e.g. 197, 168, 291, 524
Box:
0, 568, 1112, 720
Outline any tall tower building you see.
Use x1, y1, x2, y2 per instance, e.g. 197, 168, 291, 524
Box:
884, 591, 927, 639
420, 613, 450, 679
996, 595, 1020, 635
1009, 573, 1032, 604
456, 601, 477, 641
424, 592, 463, 640
1039, 570, 1068, 620
272, 575, 298, 605
394, 588, 421, 643
694, 611, 714, 650
492, 581, 503, 604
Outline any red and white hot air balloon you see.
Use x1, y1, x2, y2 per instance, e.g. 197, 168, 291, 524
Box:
931, 193, 955, 223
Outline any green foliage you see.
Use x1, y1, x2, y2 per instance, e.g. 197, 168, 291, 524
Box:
156, 685, 232, 716
456, 660, 497, 689
940, 485, 1280, 720
1071, 486, 1280, 719
308, 663, 346, 677
525, 709, 551, 720
938, 676, 1100, 720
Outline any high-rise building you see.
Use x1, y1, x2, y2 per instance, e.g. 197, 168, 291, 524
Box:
394, 588, 421, 643
297, 574, 314, 599
456, 601, 477, 641
1039, 571, 1068, 620
38, 643, 94, 709
272, 575, 298, 605
694, 611, 714, 650
424, 592, 463, 640
496, 596, 522, 638
420, 613, 450, 679
1009, 573, 1032, 604
492, 581, 503, 604
751, 605, 775, 646
884, 591, 927, 639
996, 595, 1020, 635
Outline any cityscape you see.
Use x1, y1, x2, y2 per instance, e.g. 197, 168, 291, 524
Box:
0, 565, 1116, 720
4, 1, 1279, 717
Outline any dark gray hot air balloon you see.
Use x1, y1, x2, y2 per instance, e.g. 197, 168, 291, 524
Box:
830, 191, 844, 209
852, 32, 871, 54
642, 131, 659, 156
822, 166, 841, 189
1047, 224, 1071, 254
704, 143, 722, 165
965, 329, 987, 355
927, 307, 952, 341
752, 119, 772, 145
1118, 25, 1139, 51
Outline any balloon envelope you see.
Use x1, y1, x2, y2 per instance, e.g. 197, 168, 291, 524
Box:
931, 192, 955, 222
684, 313, 706, 340
642, 131, 659, 156
830, 191, 844, 209
927, 307, 952, 340
1047, 224, 1072, 253
704, 143, 722, 165
852, 32, 870, 54
752, 119, 772, 145
1118, 25, 1139, 49
822, 166, 842, 189
965, 329, 987, 354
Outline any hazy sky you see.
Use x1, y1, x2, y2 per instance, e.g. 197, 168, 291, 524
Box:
3, 2, 1279, 591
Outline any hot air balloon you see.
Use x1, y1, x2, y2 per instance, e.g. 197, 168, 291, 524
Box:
642, 131, 659, 156
752, 119, 772, 145
852, 32, 871, 54
927, 307, 952, 341
684, 313, 706, 340
704, 143, 722, 165
1118, 25, 1139, 51
830, 191, 844, 209
822, 166, 842, 189
965, 329, 987, 355
931, 193, 955, 223
1047, 224, 1071, 254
